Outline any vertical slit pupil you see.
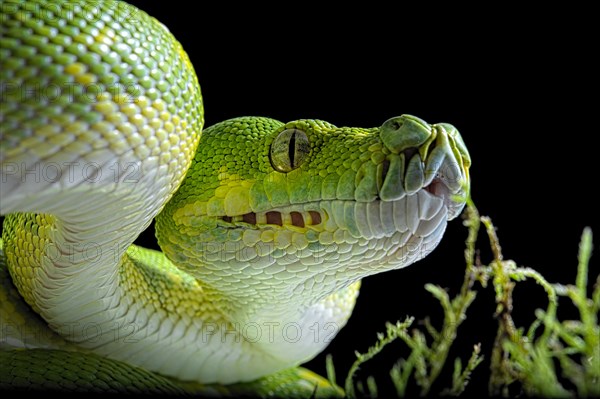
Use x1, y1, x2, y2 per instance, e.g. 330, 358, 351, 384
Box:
288, 130, 296, 168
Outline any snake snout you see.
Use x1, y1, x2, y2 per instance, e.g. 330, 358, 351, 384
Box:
379, 115, 470, 221
380, 115, 431, 153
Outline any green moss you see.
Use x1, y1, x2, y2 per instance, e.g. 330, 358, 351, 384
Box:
336, 199, 598, 398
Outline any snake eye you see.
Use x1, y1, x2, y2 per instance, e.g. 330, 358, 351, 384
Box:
270, 128, 310, 172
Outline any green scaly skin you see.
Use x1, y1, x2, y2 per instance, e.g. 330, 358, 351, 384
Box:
0, 1, 470, 397
0, 239, 341, 397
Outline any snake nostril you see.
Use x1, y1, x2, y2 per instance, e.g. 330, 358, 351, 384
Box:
390, 120, 402, 130
380, 115, 431, 154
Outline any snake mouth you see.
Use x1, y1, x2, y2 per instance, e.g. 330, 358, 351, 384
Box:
425, 176, 451, 205
423, 172, 466, 220
216, 164, 462, 231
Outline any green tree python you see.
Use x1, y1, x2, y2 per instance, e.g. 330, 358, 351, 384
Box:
0, 1, 471, 396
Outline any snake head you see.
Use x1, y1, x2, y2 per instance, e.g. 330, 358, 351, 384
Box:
157, 115, 471, 309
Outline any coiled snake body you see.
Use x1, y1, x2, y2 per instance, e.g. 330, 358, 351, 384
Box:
0, 1, 470, 395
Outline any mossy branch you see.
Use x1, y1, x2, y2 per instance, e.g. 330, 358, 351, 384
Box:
488, 225, 598, 397
444, 343, 483, 396
333, 199, 597, 398
344, 318, 414, 398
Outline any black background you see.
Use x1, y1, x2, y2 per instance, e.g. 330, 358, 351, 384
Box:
125, 2, 597, 396
4, 2, 597, 396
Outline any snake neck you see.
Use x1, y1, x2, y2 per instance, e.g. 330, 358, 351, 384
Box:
1, 163, 166, 330
1, 169, 359, 384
